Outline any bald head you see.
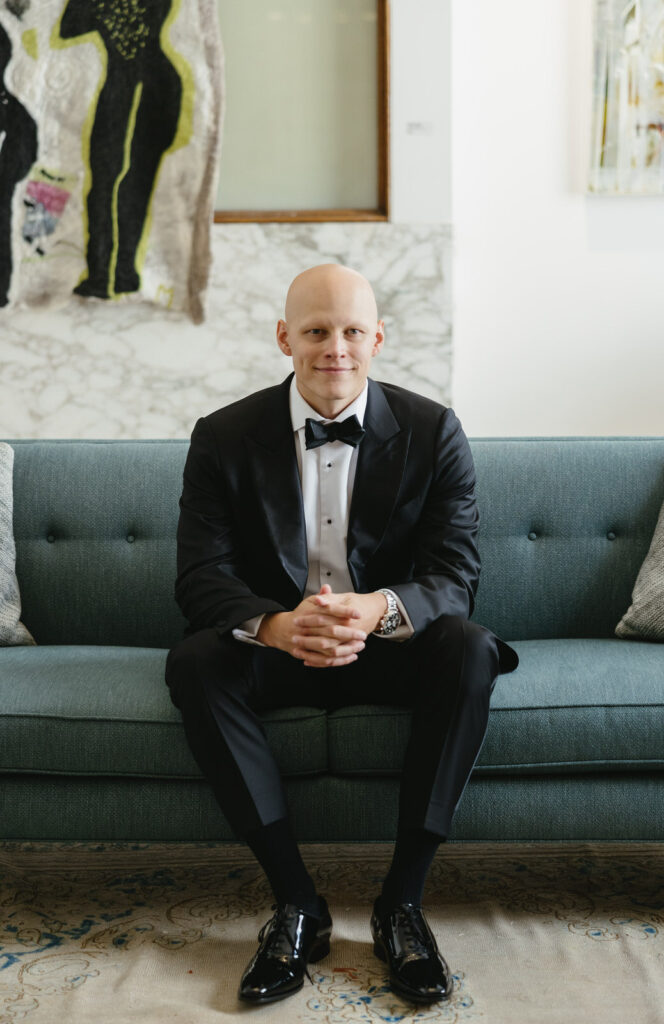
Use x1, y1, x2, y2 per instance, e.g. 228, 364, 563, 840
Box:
284, 264, 378, 325
277, 263, 384, 419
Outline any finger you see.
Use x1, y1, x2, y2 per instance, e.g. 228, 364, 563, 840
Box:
309, 585, 333, 607
292, 639, 364, 659
293, 637, 365, 656
292, 635, 337, 653
294, 612, 357, 627
302, 652, 359, 668
311, 598, 361, 619
297, 622, 364, 638
293, 616, 366, 639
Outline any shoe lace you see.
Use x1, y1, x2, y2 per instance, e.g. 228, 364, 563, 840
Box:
257, 904, 314, 986
396, 905, 431, 958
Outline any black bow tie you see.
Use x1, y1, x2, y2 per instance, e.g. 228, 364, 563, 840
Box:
304, 415, 366, 450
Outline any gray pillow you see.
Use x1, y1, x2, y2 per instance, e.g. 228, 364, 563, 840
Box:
0, 443, 35, 646
615, 495, 664, 641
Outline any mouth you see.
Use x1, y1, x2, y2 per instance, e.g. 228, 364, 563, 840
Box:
315, 367, 352, 373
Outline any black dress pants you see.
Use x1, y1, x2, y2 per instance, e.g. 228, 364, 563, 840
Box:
165, 614, 501, 840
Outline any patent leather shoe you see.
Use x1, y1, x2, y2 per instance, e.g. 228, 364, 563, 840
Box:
238, 896, 332, 1004
371, 899, 453, 1004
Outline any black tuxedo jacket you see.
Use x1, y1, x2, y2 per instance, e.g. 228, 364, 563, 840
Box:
175, 375, 518, 673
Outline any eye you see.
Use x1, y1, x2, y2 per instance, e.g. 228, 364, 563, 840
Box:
307, 328, 324, 335
346, 328, 361, 336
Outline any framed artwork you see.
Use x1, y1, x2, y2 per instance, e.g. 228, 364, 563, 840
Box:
590, 0, 664, 194
0, 0, 222, 320
214, 0, 389, 222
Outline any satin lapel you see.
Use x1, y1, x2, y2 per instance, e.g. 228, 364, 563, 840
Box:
347, 380, 410, 587
244, 376, 309, 596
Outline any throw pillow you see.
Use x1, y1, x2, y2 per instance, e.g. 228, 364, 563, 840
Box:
615, 495, 664, 641
0, 442, 35, 645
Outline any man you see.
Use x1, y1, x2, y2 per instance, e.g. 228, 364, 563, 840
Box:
165, 264, 518, 1006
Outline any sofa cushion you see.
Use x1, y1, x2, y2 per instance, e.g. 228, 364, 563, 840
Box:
2, 639, 662, 783
327, 639, 664, 775
470, 439, 664, 641
9, 440, 189, 648
0, 444, 35, 647
616, 496, 664, 641
0, 646, 327, 778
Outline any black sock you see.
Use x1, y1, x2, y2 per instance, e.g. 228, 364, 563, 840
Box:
376, 825, 443, 916
245, 816, 320, 916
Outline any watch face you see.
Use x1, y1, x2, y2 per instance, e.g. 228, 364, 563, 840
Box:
380, 611, 400, 635
376, 590, 401, 635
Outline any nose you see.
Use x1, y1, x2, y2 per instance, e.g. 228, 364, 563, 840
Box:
324, 331, 346, 359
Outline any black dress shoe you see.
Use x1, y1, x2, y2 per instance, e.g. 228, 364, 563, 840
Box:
371, 899, 453, 1004
238, 896, 332, 1004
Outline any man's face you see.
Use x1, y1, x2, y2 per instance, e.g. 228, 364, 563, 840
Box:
277, 267, 384, 419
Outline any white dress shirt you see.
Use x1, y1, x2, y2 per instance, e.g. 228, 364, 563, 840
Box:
232, 378, 413, 644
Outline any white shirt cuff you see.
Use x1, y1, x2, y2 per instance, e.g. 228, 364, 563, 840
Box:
232, 614, 268, 647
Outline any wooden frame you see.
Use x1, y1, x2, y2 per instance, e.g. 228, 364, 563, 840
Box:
214, 0, 390, 224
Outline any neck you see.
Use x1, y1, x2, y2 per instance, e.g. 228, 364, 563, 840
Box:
295, 382, 366, 420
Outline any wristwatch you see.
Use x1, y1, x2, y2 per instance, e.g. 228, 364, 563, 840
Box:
373, 588, 402, 636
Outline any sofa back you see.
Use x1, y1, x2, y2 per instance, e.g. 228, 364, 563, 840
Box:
6, 437, 664, 647
471, 438, 664, 641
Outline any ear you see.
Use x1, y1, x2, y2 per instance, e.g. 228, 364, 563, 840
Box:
276, 319, 291, 356
372, 320, 385, 356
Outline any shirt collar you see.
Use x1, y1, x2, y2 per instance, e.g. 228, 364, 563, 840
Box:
289, 377, 368, 433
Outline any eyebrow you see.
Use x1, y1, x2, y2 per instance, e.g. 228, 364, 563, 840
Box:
300, 321, 369, 331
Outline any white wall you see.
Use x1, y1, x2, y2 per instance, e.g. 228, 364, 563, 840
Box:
390, 0, 451, 224
452, 0, 664, 436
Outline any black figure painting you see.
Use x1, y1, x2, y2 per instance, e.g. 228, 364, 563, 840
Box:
0, 22, 37, 307
59, 0, 183, 298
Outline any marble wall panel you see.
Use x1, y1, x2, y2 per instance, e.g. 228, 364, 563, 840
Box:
0, 223, 452, 439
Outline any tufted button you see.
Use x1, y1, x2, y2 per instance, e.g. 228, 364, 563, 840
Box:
528, 531, 538, 541
126, 534, 135, 544
607, 530, 617, 541
47, 534, 55, 544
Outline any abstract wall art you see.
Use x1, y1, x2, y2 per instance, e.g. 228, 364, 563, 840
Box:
590, 0, 664, 194
0, 18, 37, 307
0, 0, 223, 322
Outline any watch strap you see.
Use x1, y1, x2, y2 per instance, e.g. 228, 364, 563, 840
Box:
373, 588, 402, 636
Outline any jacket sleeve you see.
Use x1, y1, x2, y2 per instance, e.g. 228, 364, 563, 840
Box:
389, 408, 481, 634
174, 417, 287, 634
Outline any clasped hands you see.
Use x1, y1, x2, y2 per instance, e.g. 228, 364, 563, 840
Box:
257, 584, 388, 668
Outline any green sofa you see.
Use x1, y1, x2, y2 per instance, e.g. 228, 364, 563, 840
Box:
1, 437, 663, 842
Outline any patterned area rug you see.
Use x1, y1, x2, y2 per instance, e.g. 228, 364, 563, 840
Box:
1, 841, 663, 1024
